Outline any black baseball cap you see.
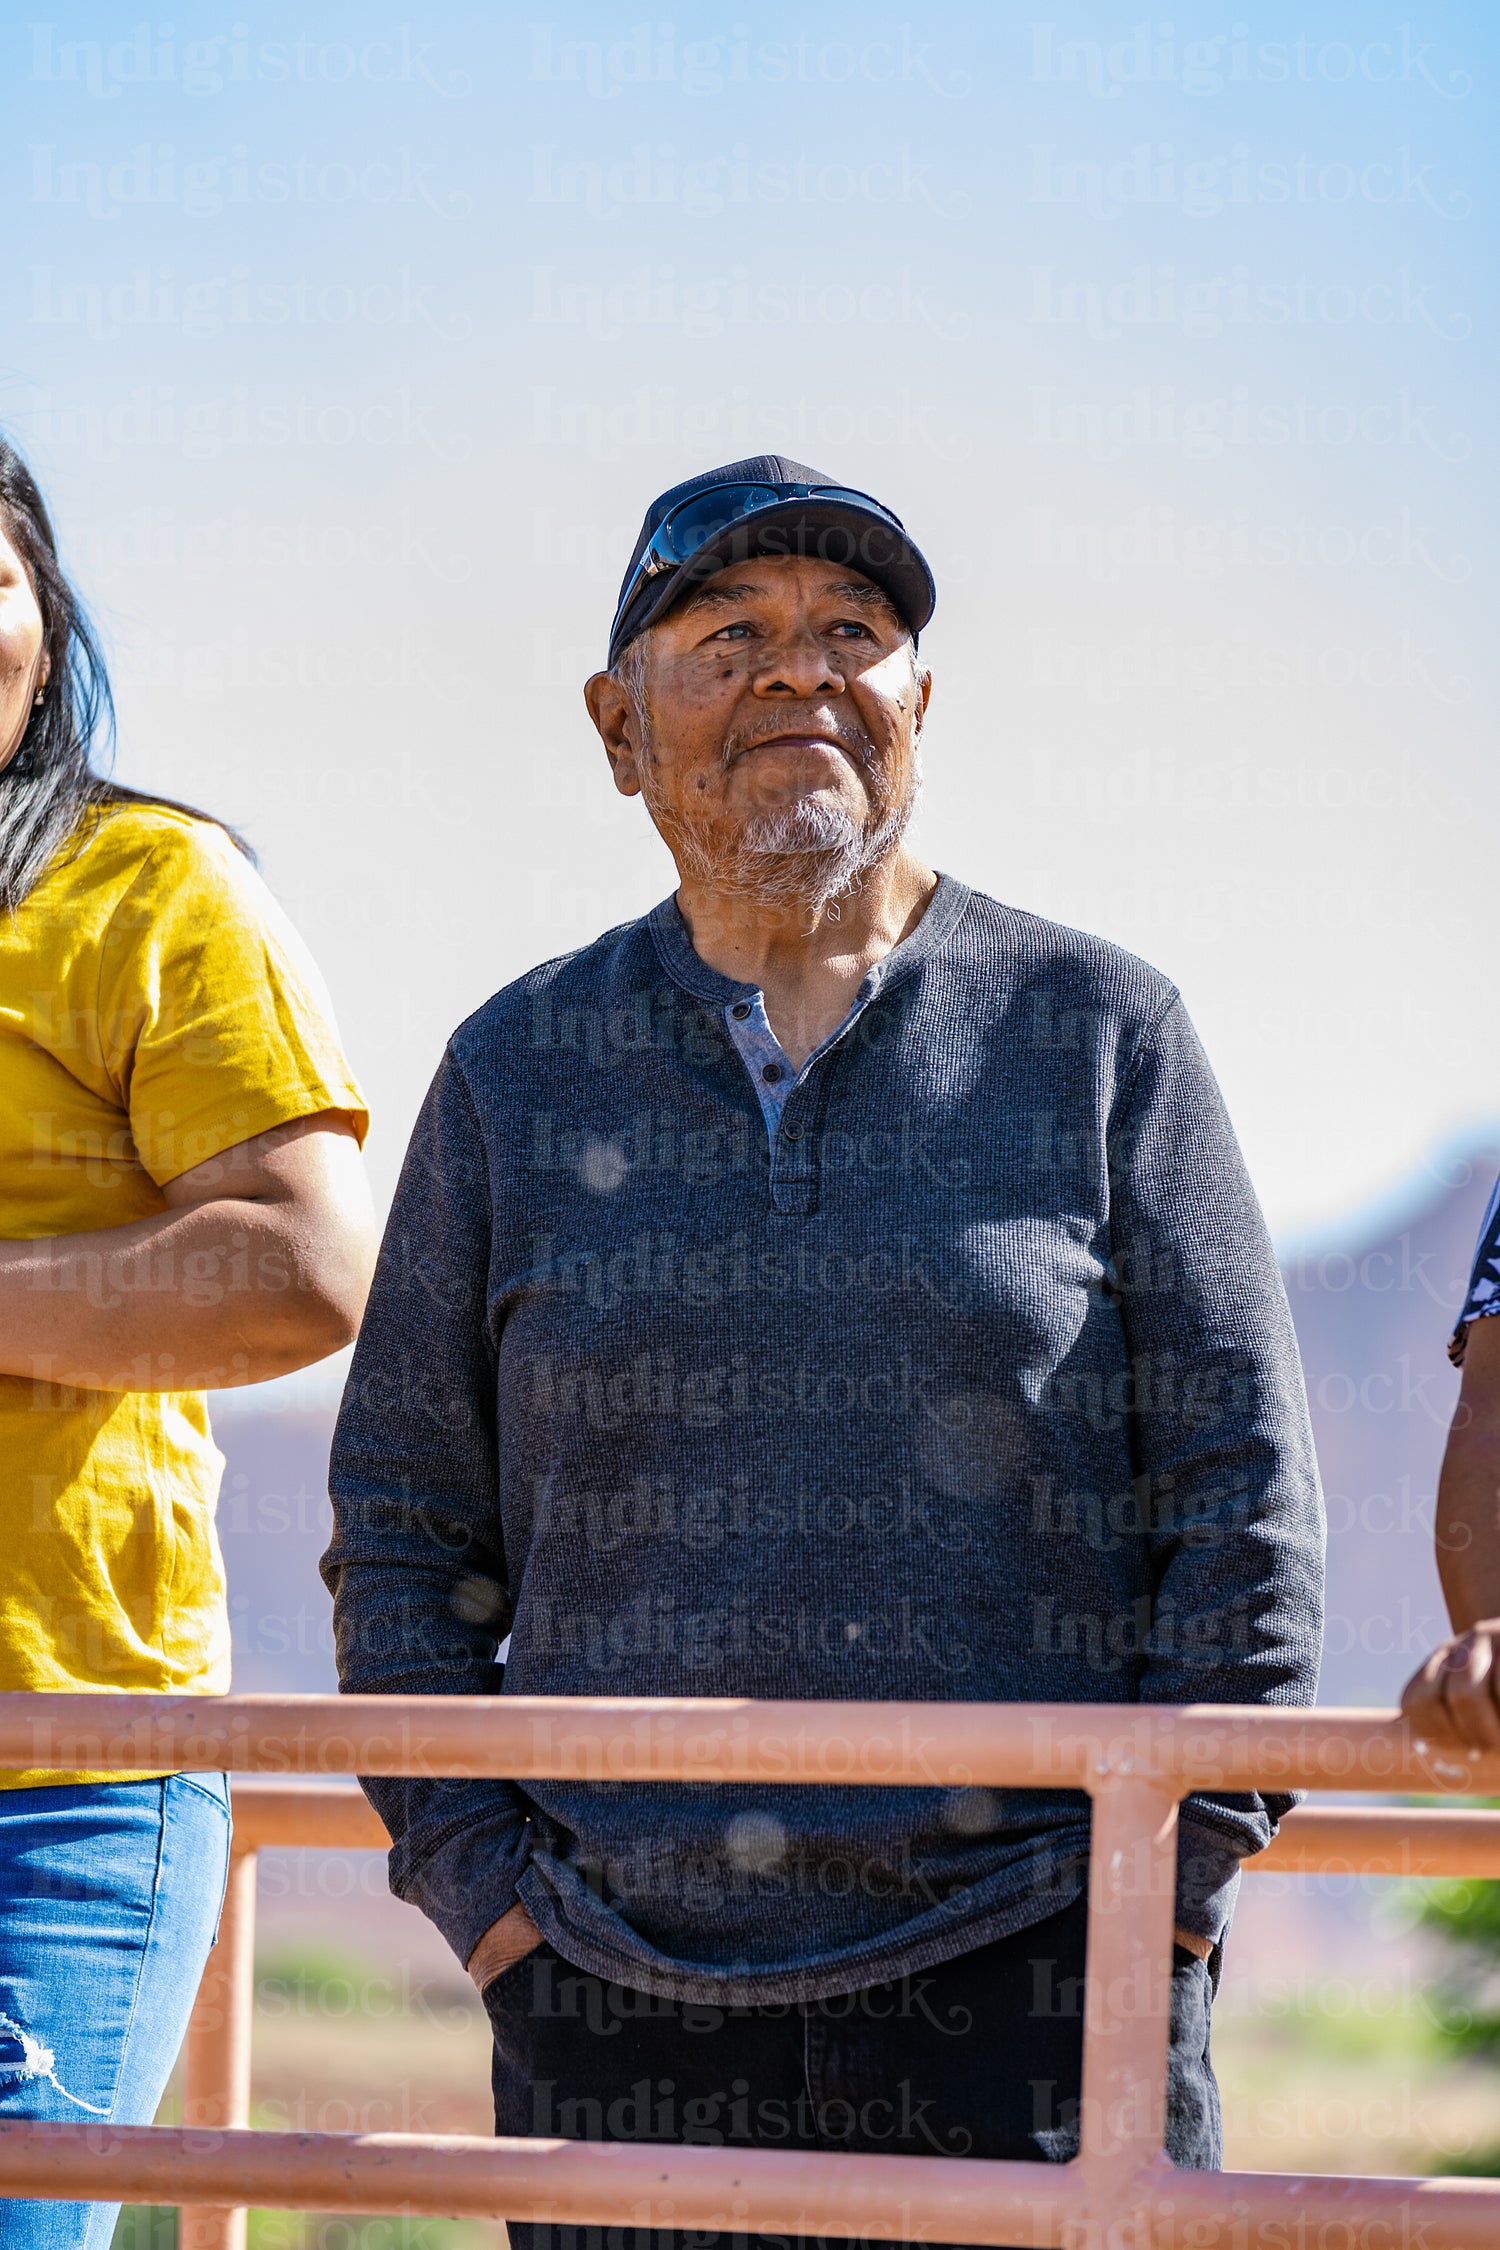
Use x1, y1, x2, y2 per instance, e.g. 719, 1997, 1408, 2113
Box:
607, 454, 936, 670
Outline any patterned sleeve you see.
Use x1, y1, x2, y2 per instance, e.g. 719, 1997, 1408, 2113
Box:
1451, 1173, 1500, 1365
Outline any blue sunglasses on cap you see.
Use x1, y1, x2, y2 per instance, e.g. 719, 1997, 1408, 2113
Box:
620, 480, 912, 610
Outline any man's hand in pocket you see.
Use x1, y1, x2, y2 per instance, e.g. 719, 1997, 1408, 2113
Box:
466, 1901, 544, 1994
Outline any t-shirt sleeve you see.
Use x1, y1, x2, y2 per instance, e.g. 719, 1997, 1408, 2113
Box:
96, 822, 369, 1185
1451, 1172, 1500, 1366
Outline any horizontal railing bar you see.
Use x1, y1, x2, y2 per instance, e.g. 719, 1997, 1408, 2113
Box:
0, 2126, 1497, 2246
230, 1779, 388, 1850
1253, 1805, 1500, 1877
3, 1695, 1497, 1794
227, 1783, 1500, 1874
0, 2123, 1074, 2242
1150, 2164, 1500, 2248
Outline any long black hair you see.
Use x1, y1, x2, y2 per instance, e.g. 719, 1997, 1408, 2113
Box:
0, 437, 249, 913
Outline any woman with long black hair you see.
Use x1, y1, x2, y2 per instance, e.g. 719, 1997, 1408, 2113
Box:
0, 437, 376, 2246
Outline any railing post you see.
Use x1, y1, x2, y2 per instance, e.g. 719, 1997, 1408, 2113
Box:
1073, 1777, 1179, 2250
180, 1846, 258, 2250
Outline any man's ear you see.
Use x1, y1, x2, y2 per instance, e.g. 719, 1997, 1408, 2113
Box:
912, 655, 933, 736
584, 672, 643, 798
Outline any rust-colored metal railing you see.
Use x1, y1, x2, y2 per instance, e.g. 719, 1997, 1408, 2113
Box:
0, 1694, 1496, 2249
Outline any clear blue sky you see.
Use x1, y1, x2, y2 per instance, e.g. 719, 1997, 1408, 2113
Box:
2, 0, 1493, 1242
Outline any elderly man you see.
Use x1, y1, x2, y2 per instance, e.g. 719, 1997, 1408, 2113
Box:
323, 457, 1324, 2236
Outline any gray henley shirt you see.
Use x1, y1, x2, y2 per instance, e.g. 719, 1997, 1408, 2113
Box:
322, 875, 1325, 2003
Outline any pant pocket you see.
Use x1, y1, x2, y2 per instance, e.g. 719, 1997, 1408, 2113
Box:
482, 1941, 555, 2013
1166, 1957, 1222, 2169
165, 1774, 233, 1944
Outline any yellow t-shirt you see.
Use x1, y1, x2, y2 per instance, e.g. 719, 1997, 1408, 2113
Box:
0, 801, 368, 1782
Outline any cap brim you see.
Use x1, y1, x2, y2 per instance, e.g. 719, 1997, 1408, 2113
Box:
608, 497, 935, 668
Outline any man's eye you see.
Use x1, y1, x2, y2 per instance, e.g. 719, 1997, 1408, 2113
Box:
830, 621, 869, 639
710, 623, 753, 641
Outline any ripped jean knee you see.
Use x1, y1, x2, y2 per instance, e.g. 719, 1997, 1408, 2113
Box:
0, 2007, 109, 2115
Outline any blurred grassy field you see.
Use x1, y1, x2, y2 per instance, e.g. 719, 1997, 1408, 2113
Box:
1213, 1966, 1497, 2173
1213, 1865, 1500, 2176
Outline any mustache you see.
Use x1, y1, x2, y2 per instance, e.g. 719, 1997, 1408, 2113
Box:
718, 714, 881, 771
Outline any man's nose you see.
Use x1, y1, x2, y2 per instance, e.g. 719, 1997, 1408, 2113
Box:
753, 632, 845, 698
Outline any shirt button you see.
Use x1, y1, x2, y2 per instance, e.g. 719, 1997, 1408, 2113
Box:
730, 1002, 751, 1020
761, 1063, 782, 1084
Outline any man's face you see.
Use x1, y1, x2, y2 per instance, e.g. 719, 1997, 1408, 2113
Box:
586, 554, 931, 907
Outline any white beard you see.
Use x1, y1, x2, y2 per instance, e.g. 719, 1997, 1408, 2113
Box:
637, 728, 921, 915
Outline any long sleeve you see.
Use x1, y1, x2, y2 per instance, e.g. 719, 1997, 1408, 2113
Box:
1109, 995, 1326, 1940
320, 1049, 527, 1969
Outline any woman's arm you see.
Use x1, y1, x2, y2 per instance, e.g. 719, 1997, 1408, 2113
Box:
1432, 1312, 1500, 1630
1400, 1314, 1500, 1747
0, 1111, 377, 1391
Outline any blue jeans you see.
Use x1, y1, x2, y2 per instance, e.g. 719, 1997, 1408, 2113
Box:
0, 1774, 231, 2248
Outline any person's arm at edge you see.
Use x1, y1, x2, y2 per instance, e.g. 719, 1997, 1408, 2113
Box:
1401, 1312, 1500, 1748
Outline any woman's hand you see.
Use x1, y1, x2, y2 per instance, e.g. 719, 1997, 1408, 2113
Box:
1402, 1621, 1500, 1751
0, 1111, 377, 1390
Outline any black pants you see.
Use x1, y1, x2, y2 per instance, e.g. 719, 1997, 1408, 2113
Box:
487, 1895, 1222, 2250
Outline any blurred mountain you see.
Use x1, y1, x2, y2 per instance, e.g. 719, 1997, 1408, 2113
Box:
1283, 1144, 1490, 1706
215, 1408, 341, 1694
212, 1142, 1497, 1709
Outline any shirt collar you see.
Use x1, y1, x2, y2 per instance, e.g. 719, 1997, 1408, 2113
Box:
646, 870, 973, 1004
